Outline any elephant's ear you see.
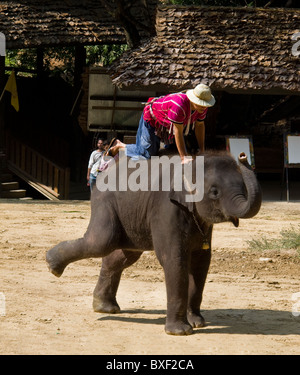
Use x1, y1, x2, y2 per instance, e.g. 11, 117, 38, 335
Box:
169, 190, 194, 213
168, 160, 199, 213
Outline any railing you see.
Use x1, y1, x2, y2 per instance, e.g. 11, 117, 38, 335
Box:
6, 135, 70, 200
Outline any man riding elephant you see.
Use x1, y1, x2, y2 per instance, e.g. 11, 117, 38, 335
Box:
105, 84, 215, 164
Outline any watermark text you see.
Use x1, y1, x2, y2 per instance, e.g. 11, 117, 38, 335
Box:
96, 151, 204, 203
0, 292, 5, 316
291, 292, 300, 317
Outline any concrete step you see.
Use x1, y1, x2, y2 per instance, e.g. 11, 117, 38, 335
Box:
1, 189, 27, 199
1, 171, 33, 200
1, 181, 19, 191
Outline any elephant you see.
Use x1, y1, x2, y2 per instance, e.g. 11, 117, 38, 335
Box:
46, 151, 262, 335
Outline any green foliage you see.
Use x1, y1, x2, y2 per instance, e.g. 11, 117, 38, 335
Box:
6, 49, 36, 72
86, 44, 128, 67
5, 47, 75, 82
247, 226, 300, 256
165, 0, 292, 6
5, 44, 128, 83
166, 0, 244, 5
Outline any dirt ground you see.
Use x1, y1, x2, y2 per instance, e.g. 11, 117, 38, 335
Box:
0, 199, 299, 355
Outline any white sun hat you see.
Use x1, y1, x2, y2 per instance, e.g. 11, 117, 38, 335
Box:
186, 83, 215, 107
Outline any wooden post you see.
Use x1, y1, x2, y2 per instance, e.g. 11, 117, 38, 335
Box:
64, 167, 70, 199
74, 45, 86, 91
73, 45, 87, 184
36, 47, 44, 79
0, 55, 6, 195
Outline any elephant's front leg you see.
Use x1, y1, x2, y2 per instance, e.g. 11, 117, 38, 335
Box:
46, 238, 87, 277
187, 247, 211, 328
46, 217, 119, 277
93, 249, 143, 314
187, 226, 213, 328
156, 249, 193, 336
187, 224, 212, 328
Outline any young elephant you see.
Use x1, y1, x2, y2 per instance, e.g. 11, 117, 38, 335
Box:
46, 151, 261, 335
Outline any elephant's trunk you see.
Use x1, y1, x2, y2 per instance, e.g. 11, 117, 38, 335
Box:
224, 153, 262, 219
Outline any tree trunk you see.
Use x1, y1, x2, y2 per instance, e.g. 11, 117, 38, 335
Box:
100, 0, 156, 48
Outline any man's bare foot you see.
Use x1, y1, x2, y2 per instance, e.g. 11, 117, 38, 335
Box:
105, 139, 126, 157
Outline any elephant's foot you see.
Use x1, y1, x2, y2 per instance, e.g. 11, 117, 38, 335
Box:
165, 320, 193, 336
46, 250, 66, 277
93, 295, 121, 314
187, 312, 206, 328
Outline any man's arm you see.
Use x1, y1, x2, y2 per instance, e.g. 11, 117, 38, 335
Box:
173, 123, 188, 162
87, 167, 91, 180
194, 121, 205, 152
87, 152, 94, 184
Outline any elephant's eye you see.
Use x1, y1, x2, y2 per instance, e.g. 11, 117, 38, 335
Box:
208, 186, 220, 200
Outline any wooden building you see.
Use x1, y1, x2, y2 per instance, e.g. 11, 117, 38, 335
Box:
110, 5, 300, 94
0, 0, 157, 199
108, 5, 300, 179
1, 3, 300, 199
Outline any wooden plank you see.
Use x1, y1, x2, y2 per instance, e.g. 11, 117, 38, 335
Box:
32, 153, 37, 178
53, 168, 59, 194
59, 170, 65, 196
6, 133, 70, 200
7, 161, 60, 200
21, 145, 25, 171
60, 168, 70, 199
92, 105, 143, 111
7, 137, 12, 163
37, 155, 42, 181
64, 168, 70, 199
15, 140, 20, 167
48, 164, 53, 189
26, 148, 31, 174
90, 95, 149, 102
42, 159, 48, 185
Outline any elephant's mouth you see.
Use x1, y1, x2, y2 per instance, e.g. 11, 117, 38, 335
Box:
208, 209, 239, 227
209, 208, 226, 223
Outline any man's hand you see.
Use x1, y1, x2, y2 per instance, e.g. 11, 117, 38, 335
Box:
181, 156, 193, 165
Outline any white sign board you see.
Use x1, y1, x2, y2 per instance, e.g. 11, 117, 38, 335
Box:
287, 135, 300, 164
0, 33, 5, 56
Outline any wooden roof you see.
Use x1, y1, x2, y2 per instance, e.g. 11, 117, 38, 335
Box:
0, 0, 157, 49
110, 5, 300, 94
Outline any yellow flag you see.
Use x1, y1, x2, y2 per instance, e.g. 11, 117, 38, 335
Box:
4, 70, 19, 112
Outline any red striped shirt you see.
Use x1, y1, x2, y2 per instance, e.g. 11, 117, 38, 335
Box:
143, 92, 207, 137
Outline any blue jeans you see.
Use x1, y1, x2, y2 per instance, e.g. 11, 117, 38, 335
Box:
125, 116, 160, 160
89, 174, 97, 192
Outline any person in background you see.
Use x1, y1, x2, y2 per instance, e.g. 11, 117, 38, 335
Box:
105, 84, 215, 164
87, 138, 107, 191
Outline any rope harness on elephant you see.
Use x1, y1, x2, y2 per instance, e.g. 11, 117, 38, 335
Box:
191, 206, 211, 250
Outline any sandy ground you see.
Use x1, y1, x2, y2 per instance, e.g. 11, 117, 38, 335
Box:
0, 199, 299, 355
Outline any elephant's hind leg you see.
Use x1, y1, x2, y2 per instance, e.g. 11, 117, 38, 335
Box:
93, 249, 143, 313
